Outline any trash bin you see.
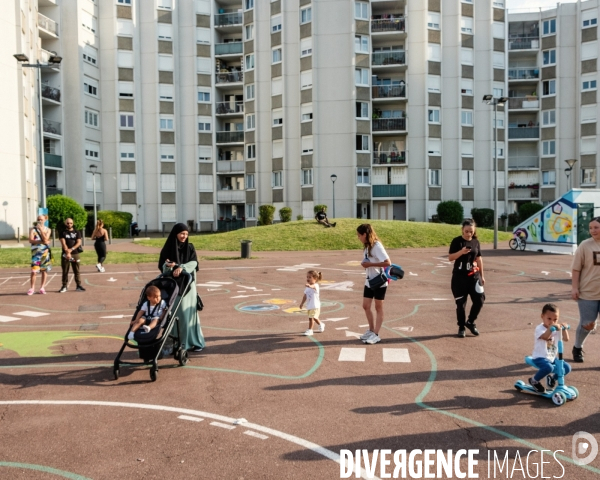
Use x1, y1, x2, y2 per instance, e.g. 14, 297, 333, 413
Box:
241, 240, 252, 259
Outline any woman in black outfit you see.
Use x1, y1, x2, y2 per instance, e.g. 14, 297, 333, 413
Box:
91, 219, 108, 272
448, 219, 485, 338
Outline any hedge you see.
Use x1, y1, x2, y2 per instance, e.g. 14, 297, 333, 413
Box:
518, 202, 543, 222
92, 210, 133, 238
437, 201, 464, 225
279, 207, 292, 223
47, 195, 87, 231
471, 208, 495, 228
314, 205, 328, 214
259, 205, 276, 226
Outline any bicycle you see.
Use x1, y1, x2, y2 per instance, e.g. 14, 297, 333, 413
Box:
509, 233, 526, 251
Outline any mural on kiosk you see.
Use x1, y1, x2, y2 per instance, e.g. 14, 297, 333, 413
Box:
515, 196, 576, 244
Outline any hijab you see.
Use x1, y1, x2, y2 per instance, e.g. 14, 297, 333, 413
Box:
158, 223, 199, 271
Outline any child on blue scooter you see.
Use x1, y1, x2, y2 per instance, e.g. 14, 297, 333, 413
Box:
529, 303, 571, 393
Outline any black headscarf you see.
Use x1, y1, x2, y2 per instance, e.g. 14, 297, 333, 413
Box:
158, 223, 199, 271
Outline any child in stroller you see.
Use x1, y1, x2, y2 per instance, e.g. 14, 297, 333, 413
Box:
128, 285, 167, 341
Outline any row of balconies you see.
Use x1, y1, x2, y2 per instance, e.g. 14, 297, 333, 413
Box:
214, 185, 409, 201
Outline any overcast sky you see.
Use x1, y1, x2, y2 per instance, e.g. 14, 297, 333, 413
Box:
506, 0, 577, 10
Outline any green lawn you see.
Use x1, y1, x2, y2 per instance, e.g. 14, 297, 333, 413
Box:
0, 250, 160, 269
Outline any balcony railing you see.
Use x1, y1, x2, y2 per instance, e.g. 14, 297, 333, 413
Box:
46, 187, 63, 197
217, 190, 245, 203
215, 12, 243, 27
43, 119, 61, 135
217, 219, 245, 232
372, 50, 406, 66
372, 184, 406, 197
508, 68, 539, 80
508, 36, 539, 50
508, 126, 539, 139
371, 18, 405, 33
372, 84, 406, 99
373, 117, 406, 132
42, 85, 61, 102
373, 151, 406, 165
216, 131, 244, 143
216, 102, 244, 114
508, 187, 540, 200
508, 157, 539, 169
215, 71, 243, 84
38, 13, 58, 36
216, 160, 245, 172
508, 97, 539, 110
44, 153, 62, 169
215, 42, 243, 55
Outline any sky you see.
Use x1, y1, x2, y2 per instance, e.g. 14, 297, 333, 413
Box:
506, 0, 577, 10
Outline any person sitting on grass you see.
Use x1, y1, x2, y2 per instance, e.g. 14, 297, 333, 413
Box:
315, 209, 336, 228
128, 285, 167, 341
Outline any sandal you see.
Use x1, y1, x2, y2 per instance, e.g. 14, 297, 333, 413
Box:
27, 288, 34, 296
39, 288, 46, 295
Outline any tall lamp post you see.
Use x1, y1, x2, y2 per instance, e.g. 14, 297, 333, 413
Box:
330, 174, 337, 219
483, 94, 509, 250
88, 164, 99, 226
565, 158, 577, 191
14, 53, 62, 209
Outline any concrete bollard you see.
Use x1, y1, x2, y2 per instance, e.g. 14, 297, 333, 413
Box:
17, 227, 20, 243
145, 225, 148, 236
81, 230, 85, 247
109, 226, 113, 245
52, 229, 56, 248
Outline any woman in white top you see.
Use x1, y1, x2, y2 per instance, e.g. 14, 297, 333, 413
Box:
357, 224, 391, 345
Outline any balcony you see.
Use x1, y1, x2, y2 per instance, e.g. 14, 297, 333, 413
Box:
44, 153, 62, 169
508, 97, 539, 110
373, 184, 406, 197
373, 151, 406, 165
508, 68, 539, 81
372, 50, 406, 67
217, 190, 245, 203
508, 157, 539, 170
372, 84, 406, 100
215, 71, 243, 84
216, 102, 244, 115
508, 126, 539, 140
508, 187, 540, 200
41, 85, 61, 103
38, 13, 59, 37
216, 131, 244, 144
216, 160, 244, 173
371, 17, 405, 33
508, 36, 539, 50
217, 219, 245, 232
46, 187, 63, 197
215, 12, 243, 27
215, 42, 243, 56
372, 117, 406, 132
43, 119, 61, 136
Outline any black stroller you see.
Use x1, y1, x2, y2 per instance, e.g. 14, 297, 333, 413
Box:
113, 271, 193, 382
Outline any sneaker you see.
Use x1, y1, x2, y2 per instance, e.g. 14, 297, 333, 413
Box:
303, 329, 314, 336
191, 346, 203, 352
100, 266, 106, 273
546, 375, 557, 389
318, 323, 325, 333
465, 322, 480, 336
75, 285, 86, 292
96, 263, 102, 272
38, 288, 46, 295
572, 346, 584, 363
458, 327, 466, 338
59, 286, 67, 293
529, 377, 546, 393
27, 288, 34, 296
365, 334, 381, 345
360, 329, 373, 340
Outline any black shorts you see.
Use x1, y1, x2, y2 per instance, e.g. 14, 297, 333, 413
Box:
363, 285, 387, 300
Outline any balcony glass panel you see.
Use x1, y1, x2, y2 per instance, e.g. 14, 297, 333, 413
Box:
372, 50, 406, 66
372, 84, 406, 99
217, 219, 245, 231
43, 119, 61, 135
42, 84, 61, 102
216, 102, 244, 114
216, 160, 245, 172
508, 126, 539, 139
217, 190, 245, 203
508, 68, 539, 80
46, 187, 63, 197
508, 157, 539, 169
38, 13, 58, 36
373, 151, 406, 165
214, 12, 243, 26
508, 36, 539, 50
372, 184, 406, 197
215, 42, 243, 55
215, 71, 243, 84
372, 117, 406, 131
216, 131, 244, 143
371, 17, 405, 33
44, 153, 62, 168
508, 97, 539, 110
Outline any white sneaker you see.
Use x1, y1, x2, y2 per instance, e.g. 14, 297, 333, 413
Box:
318, 323, 325, 333
128, 332, 135, 340
100, 266, 105, 273
303, 329, 314, 336
365, 334, 381, 345
360, 329, 373, 340
96, 263, 102, 272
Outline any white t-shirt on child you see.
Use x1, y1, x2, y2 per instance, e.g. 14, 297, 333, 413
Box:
304, 284, 320, 310
141, 299, 167, 320
364, 241, 390, 288
532, 323, 560, 361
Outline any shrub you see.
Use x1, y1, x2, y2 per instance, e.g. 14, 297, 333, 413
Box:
96, 210, 133, 238
47, 195, 87, 231
296, 214, 304, 221
279, 207, 292, 223
508, 213, 520, 227
314, 204, 328, 214
518, 202, 543, 222
259, 205, 276, 226
436, 201, 464, 225
471, 208, 495, 228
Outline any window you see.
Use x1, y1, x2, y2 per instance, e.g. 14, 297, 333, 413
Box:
301, 37, 312, 57
159, 84, 173, 101
86, 172, 102, 192
302, 136, 313, 154
355, 68, 369, 86
84, 77, 98, 97
356, 135, 370, 152
197, 116, 211, 131
357, 168, 370, 185
197, 88, 211, 102
543, 110, 556, 126
493, 85, 504, 97
85, 141, 100, 160
461, 110, 473, 126
428, 169, 441, 186
428, 108, 440, 123
246, 174, 255, 189
161, 205, 176, 223
272, 77, 283, 96
272, 109, 283, 126
461, 140, 474, 157
542, 140, 556, 156
461, 17, 473, 34
301, 169, 313, 186
246, 114, 256, 130
582, 105, 597, 123
245, 54, 254, 70
246, 84, 255, 100
272, 171, 283, 187
582, 42, 598, 61
120, 173, 137, 191
118, 81, 134, 99
355, 35, 369, 53
582, 137, 597, 154
160, 145, 175, 162
160, 116, 174, 131
428, 138, 441, 155
116, 19, 132, 36
543, 49, 556, 66
301, 70, 313, 89
492, 22, 505, 39
583, 10, 598, 28
158, 55, 174, 71
583, 77, 597, 91
247, 204, 256, 219
83, 44, 97, 65
158, 0, 172, 9
356, 102, 368, 119
161, 174, 176, 191
117, 0, 132, 4
117, 51, 134, 68
428, 44, 441, 62
427, 75, 441, 93
271, 14, 282, 33
158, 24, 172, 40
543, 80, 556, 96
543, 19, 556, 35
495, 112, 505, 128
355, 1, 368, 20
301, 104, 313, 122
198, 146, 211, 162
197, 57, 211, 73
120, 113, 134, 129
245, 24, 253, 41
272, 48, 282, 64
493, 52, 504, 69
427, 12, 440, 30
247, 144, 256, 159
542, 170, 556, 185
120, 144, 135, 161
245, 0, 254, 10
196, 27, 210, 44
461, 48, 473, 65
85, 109, 99, 128
301, 6, 312, 24
461, 78, 473, 96
582, 168, 597, 185
462, 170, 474, 187
82, 12, 97, 33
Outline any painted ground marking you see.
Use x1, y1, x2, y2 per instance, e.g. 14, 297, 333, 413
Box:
345, 331, 362, 339
338, 348, 366, 362
382, 348, 411, 363
206, 281, 233, 285
320, 281, 354, 291
393, 326, 414, 332
335, 327, 348, 330
231, 294, 270, 299
244, 430, 268, 440
322, 317, 348, 322
408, 298, 448, 301
178, 415, 204, 422
0, 316, 20, 323
12, 311, 49, 317
359, 324, 369, 328
210, 421, 236, 430
0, 462, 91, 480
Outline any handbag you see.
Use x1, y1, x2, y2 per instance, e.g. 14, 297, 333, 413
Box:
35, 227, 53, 260
368, 270, 388, 289
196, 294, 204, 311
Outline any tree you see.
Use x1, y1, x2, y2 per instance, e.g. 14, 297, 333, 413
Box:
47, 195, 87, 231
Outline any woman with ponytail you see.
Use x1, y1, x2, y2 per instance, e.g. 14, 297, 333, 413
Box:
91, 219, 108, 272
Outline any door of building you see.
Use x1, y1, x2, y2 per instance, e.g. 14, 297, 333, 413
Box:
378, 203, 388, 220
577, 203, 595, 245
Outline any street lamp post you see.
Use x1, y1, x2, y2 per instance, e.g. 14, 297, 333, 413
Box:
565, 159, 577, 190
330, 174, 337, 219
89, 164, 98, 226
13, 53, 63, 209
483, 94, 509, 250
